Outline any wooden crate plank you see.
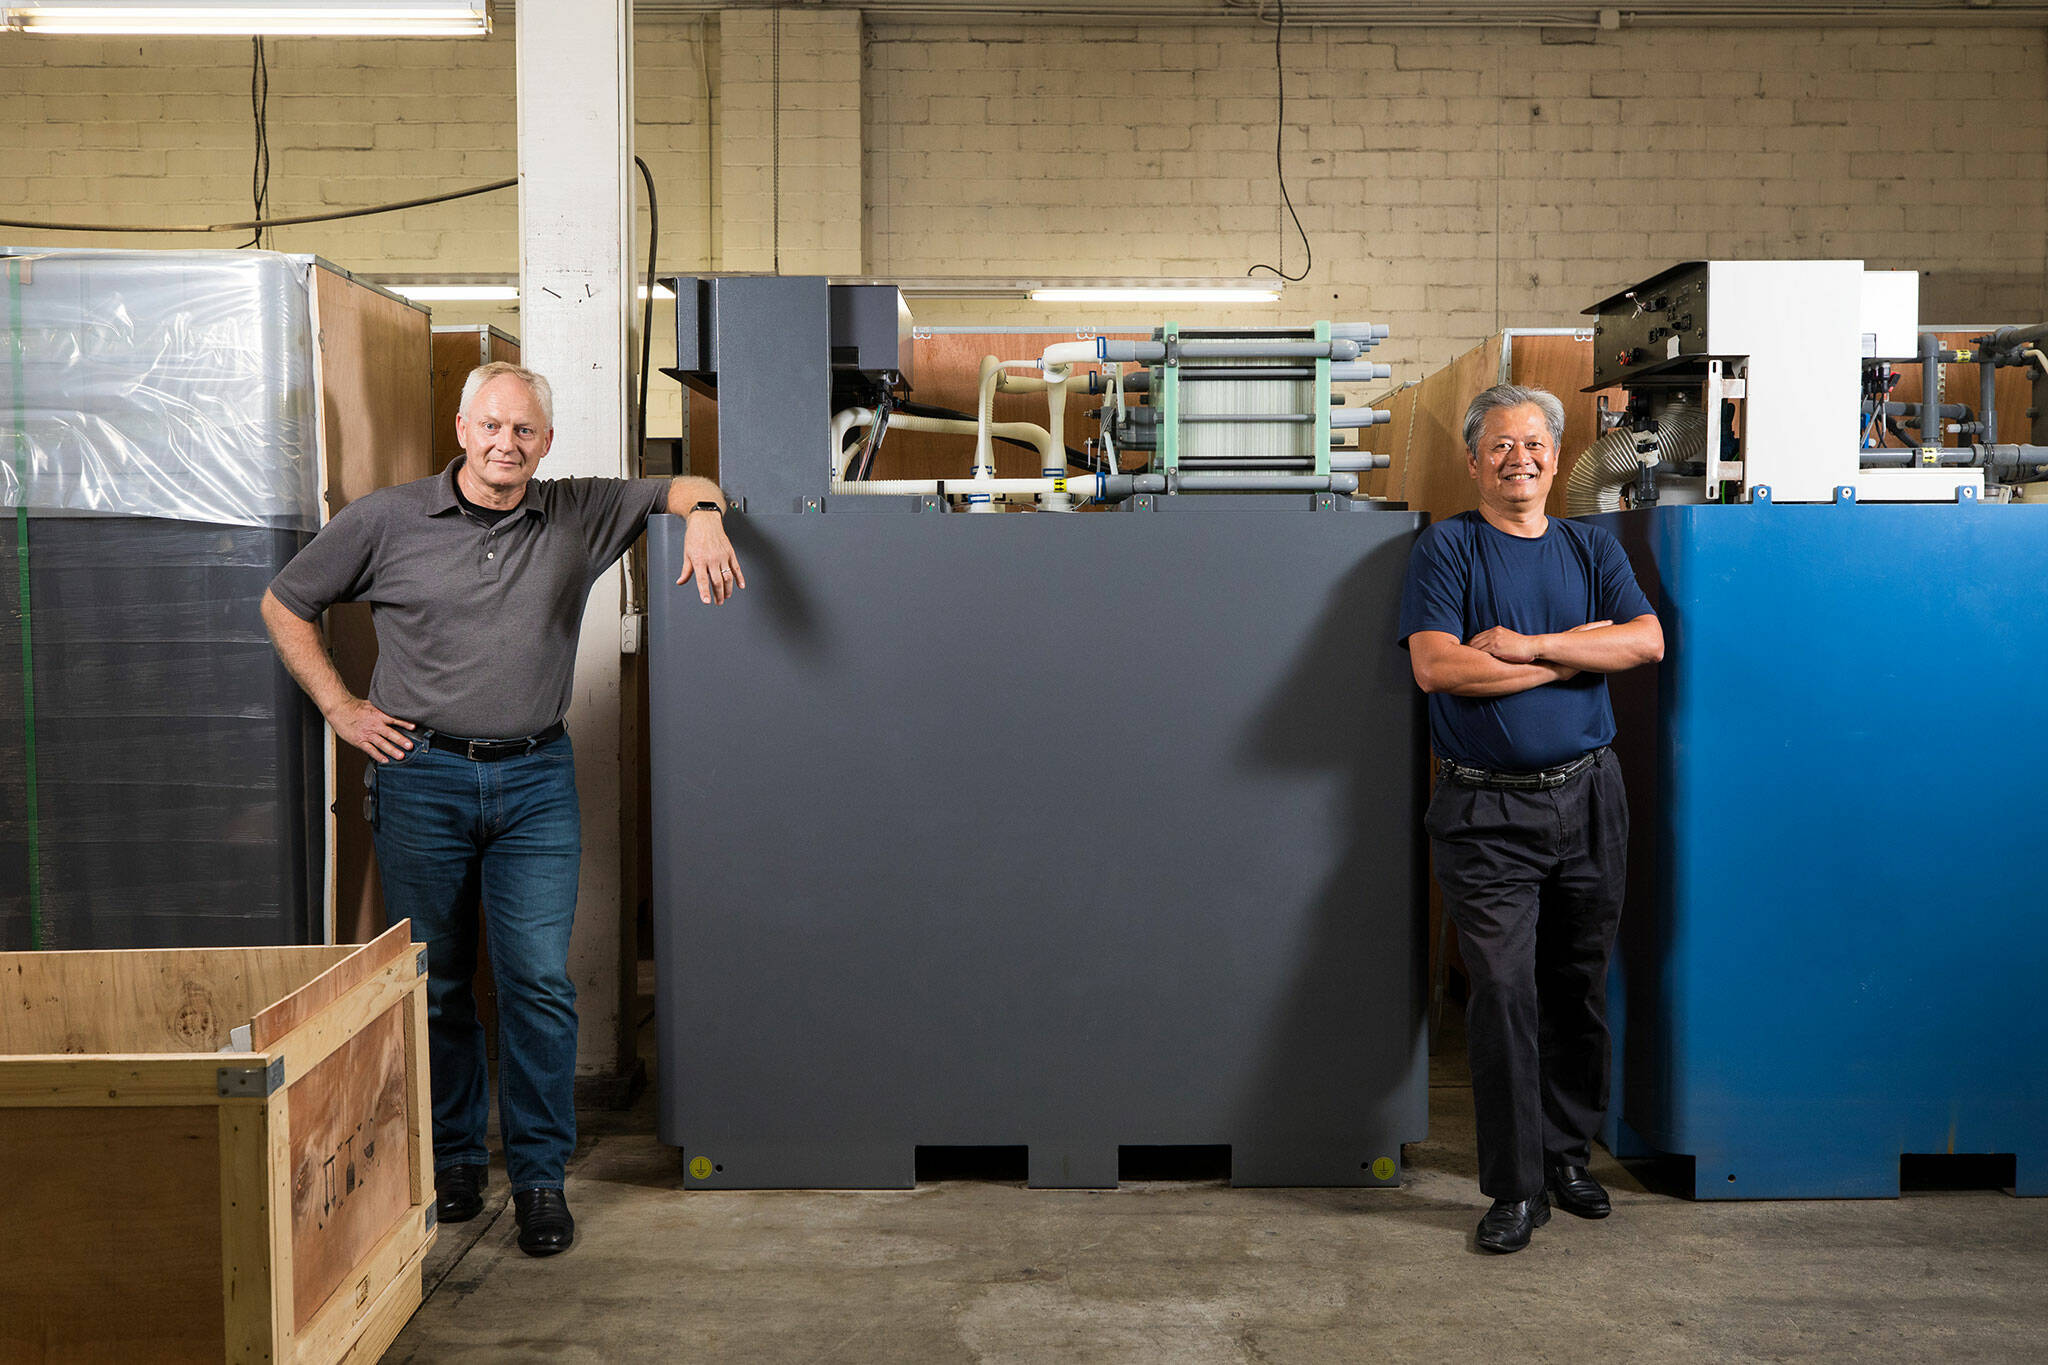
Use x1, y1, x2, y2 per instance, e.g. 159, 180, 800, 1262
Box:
219, 1097, 281, 1364
270, 959, 425, 1087
288, 1003, 413, 1334
403, 970, 433, 1207
0, 945, 344, 1055
252, 921, 414, 1051
0, 1054, 272, 1108
291, 1207, 434, 1365
0, 1105, 224, 1363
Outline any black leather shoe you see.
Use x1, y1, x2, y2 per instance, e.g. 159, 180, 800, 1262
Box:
514, 1187, 575, 1257
1547, 1163, 1612, 1219
1475, 1189, 1550, 1254
435, 1164, 487, 1224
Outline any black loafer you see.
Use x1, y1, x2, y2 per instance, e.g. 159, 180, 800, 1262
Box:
435, 1164, 487, 1224
1547, 1163, 1612, 1219
514, 1187, 575, 1257
1475, 1189, 1549, 1254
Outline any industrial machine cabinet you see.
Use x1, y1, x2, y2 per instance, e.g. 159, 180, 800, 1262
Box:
647, 500, 1429, 1189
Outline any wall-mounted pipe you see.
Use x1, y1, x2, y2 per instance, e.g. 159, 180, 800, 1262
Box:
1858, 443, 2048, 480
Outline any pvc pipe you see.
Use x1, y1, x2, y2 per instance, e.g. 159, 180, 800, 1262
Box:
1982, 361, 2000, 447
1920, 331, 1944, 448
832, 408, 1064, 488
1040, 339, 1099, 372
1329, 453, 1392, 471
1098, 338, 1364, 363
1330, 409, 1393, 428
830, 475, 1100, 501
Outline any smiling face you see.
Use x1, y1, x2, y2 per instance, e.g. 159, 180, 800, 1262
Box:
455, 374, 554, 502
1468, 401, 1558, 519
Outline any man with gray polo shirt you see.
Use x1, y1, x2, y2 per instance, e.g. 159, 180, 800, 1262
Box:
261, 361, 743, 1257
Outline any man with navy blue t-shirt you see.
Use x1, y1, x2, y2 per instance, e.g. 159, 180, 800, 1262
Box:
1397, 384, 1663, 1254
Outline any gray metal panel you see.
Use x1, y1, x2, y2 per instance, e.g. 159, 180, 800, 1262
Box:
648, 504, 1428, 1189
828, 283, 911, 383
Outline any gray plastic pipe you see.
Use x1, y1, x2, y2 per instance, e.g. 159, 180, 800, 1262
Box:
1857, 443, 2048, 479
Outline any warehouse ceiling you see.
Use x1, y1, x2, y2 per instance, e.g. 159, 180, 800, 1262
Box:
628, 0, 2048, 27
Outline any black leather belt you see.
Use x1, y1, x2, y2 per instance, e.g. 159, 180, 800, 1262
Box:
1438, 747, 1604, 792
428, 721, 566, 763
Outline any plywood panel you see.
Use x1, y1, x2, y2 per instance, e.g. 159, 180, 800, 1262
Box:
250, 919, 412, 1050
1401, 336, 1504, 523
315, 271, 434, 946
288, 1002, 412, 1334
0, 1105, 224, 1363
0, 944, 344, 1055
431, 326, 522, 466
877, 332, 1149, 483
1358, 382, 1418, 503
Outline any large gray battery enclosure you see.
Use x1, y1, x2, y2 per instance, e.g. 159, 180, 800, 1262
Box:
648, 498, 1429, 1189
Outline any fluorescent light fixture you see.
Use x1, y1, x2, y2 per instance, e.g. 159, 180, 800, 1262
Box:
389, 283, 516, 302
1029, 286, 1281, 304
885, 277, 1282, 304
4, 2, 492, 36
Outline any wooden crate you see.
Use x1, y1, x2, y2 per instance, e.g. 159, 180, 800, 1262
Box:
0, 922, 436, 1364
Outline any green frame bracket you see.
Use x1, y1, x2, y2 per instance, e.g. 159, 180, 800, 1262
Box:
1158, 321, 1179, 473
1313, 320, 1332, 478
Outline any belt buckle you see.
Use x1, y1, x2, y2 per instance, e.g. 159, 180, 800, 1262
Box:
466, 738, 488, 762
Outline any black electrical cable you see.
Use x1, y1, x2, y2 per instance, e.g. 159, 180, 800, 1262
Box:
0, 178, 519, 235
633, 156, 658, 478
1247, 0, 1311, 284
239, 38, 271, 250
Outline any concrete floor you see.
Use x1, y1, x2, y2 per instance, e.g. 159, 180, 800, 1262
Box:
387, 1017, 2048, 1364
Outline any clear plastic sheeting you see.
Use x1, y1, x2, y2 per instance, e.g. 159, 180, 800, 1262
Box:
0, 248, 320, 532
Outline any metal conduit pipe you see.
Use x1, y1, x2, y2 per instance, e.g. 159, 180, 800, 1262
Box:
1982, 360, 2000, 447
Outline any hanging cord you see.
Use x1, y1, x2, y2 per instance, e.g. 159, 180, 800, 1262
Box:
633, 156, 659, 477
1247, 1, 1311, 284
239, 37, 272, 249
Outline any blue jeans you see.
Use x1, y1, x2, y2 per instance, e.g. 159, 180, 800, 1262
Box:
368, 730, 581, 1192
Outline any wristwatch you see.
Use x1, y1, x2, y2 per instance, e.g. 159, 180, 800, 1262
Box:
688, 500, 724, 517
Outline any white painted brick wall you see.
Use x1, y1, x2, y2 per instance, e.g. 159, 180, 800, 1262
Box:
866, 21, 2048, 376
4, 15, 2045, 415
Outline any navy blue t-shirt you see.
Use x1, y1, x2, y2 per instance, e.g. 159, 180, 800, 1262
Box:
1397, 511, 1655, 772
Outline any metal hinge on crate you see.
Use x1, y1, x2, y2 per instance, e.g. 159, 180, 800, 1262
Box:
217, 1057, 286, 1098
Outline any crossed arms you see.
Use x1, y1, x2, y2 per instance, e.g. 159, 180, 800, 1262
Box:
1407, 614, 1664, 698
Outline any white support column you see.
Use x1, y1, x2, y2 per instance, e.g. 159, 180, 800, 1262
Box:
516, 0, 634, 1076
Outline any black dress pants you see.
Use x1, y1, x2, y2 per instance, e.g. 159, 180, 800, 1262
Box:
1426, 751, 1629, 1201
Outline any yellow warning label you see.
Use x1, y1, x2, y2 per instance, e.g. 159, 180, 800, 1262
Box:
1371, 1156, 1396, 1181
1920, 447, 1940, 466
1954, 348, 1973, 362
688, 1156, 713, 1180
1053, 477, 1067, 493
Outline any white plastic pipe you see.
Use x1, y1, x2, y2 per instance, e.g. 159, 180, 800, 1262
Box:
830, 474, 1100, 503
831, 408, 1067, 502
1040, 338, 1101, 372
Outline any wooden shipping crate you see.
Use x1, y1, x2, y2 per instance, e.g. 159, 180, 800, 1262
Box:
0, 922, 436, 1364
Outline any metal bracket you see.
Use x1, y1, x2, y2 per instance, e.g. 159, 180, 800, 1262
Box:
915, 495, 944, 513
217, 1056, 285, 1098
1750, 485, 1773, 504
1130, 494, 1158, 512
1833, 486, 1857, 505
1315, 493, 1339, 511
415, 948, 429, 977
800, 497, 824, 514
1957, 484, 1979, 504
423, 1201, 439, 1231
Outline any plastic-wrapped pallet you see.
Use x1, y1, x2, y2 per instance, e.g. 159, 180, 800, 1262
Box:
0, 248, 432, 950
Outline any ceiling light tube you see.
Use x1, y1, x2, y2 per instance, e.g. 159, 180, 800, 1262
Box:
1028, 286, 1282, 304
5, 2, 492, 36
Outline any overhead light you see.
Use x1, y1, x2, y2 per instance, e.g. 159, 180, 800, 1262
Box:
884, 277, 1282, 304
389, 283, 517, 302
4, 2, 493, 36
1029, 286, 1282, 304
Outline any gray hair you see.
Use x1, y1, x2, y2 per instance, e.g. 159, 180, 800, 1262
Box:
460, 361, 554, 430
1463, 384, 1564, 457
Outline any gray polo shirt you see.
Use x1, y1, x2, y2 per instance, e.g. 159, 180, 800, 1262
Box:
270, 458, 670, 738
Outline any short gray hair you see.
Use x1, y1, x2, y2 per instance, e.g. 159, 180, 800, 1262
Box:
1463, 384, 1564, 457
460, 361, 554, 430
